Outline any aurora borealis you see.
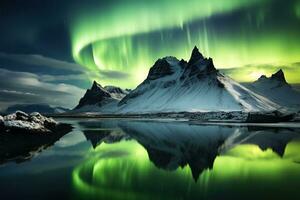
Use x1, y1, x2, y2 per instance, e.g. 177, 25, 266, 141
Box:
0, 0, 300, 108
70, 0, 300, 87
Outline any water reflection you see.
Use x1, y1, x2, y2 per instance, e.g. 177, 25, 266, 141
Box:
72, 120, 300, 200
0, 125, 72, 164
79, 120, 130, 148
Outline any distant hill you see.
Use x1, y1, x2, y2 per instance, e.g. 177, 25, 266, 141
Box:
5, 104, 70, 114
247, 69, 300, 111
73, 81, 129, 113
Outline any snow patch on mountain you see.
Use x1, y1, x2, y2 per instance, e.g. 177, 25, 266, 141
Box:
104, 85, 129, 100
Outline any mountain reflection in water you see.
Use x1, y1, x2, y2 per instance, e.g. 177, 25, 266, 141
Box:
72, 120, 300, 200
0, 125, 72, 164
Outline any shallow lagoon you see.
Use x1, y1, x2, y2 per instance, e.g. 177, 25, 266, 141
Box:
1, 118, 300, 200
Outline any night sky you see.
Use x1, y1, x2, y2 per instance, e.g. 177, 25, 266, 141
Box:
0, 0, 300, 109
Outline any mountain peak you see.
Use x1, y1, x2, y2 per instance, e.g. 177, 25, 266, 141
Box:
182, 47, 216, 79
271, 69, 287, 83
74, 81, 112, 109
257, 75, 268, 82
91, 80, 104, 90
188, 46, 204, 65
259, 75, 267, 79
254, 69, 288, 85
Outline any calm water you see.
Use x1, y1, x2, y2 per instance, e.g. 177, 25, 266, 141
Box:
1, 118, 300, 200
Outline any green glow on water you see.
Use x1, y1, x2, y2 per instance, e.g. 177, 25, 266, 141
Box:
72, 139, 300, 200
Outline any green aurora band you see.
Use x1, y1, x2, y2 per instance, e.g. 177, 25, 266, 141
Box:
71, 0, 300, 88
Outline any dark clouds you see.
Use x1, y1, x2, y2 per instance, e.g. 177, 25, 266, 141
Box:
0, 51, 92, 89
0, 52, 84, 74
0, 0, 114, 61
0, 51, 132, 86
0, 51, 133, 110
0, 68, 85, 110
0, 0, 73, 60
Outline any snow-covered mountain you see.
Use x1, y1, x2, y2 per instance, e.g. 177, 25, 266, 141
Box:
118, 47, 279, 113
73, 81, 128, 112
248, 69, 300, 111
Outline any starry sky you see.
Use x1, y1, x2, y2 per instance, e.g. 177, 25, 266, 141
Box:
0, 0, 300, 110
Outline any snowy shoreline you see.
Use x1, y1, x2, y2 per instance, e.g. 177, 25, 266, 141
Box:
48, 110, 299, 124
